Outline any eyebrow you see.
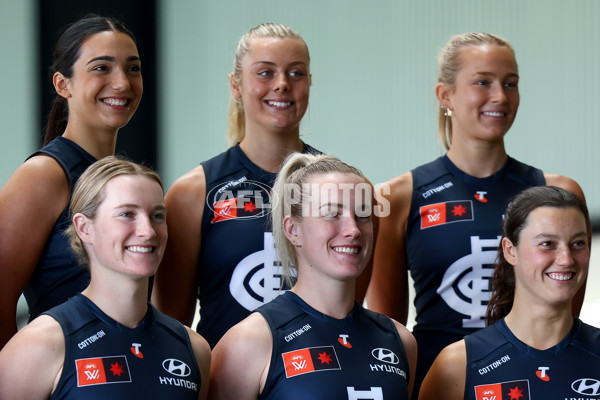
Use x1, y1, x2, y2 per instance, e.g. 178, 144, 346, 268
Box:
114, 204, 166, 211
251, 61, 307, 67
472, 71, 519, 79
534, 232, 587, 240
87, 55, 141, 65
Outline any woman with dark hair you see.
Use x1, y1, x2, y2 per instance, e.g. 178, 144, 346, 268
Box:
419, 186, 600, 399
0, 156, 210, 399
0, 14, 143, 348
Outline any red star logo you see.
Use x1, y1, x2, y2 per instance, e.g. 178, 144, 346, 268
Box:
452, 205, 467, 216
507, 385, 524, 400
318, 352, 332, 364
110, 362, 124, 376
244, 201, 257, 212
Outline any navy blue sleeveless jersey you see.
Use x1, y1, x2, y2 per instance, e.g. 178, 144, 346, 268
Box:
465, 318, 600, 399
45, 294, 201, 399
23, 137, 96, 321
257, 291, 410, 400
196, 143, 319, 348
405, 155, 544, 397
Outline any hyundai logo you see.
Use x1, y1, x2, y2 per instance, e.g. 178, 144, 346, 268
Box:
572, 378, 600, 396
162, 358, 191, 377
371, 348, 399, 365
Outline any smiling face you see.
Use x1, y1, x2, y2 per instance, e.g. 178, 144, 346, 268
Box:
77, 174, 167, 279
503, 206, 589, 308
440, 44, 519, 145
284, 173, 373, 283
231, 36, 310, 135
57, 31, 143, 133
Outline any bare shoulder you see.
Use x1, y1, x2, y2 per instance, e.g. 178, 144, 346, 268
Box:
209, 313, 272, 400
185, 327, 211, 400
0, 315, 65, 398
379, 171, 413, 206
419, 340, 466, 400
390, 318, 417, 355
544, 173, 585, 201
167, 165, 207, 203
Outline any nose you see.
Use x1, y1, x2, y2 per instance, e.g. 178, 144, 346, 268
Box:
490, 82, 507, 104
556, 246, 574, 267
342, 215, 361, 239
111, 68, 131, 91
136, 215, 156, 238
274, 73, 289, 92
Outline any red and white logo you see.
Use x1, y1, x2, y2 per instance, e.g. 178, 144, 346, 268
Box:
338, 334, 352, 348
130, 343, 143, 359
474, 191, 488, 203
536, 367, 550, 382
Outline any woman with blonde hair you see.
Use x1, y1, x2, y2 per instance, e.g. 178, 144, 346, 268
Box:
0, 156, 210, 399
366, 32, 587, 398
209, 153, 416, 399
152, 23, 320, 348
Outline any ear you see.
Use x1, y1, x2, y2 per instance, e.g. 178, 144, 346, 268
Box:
435, 82, 452, 111
502, 237, 518, 266
73, 213, 93, 244
283, 215, 301, 247
229, 73, 242, 99
53, 72, 72, 99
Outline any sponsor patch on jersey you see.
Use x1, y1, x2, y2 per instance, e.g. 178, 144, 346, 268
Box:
420, 200, 473, 229
282, 346, 340, 378
76, 355, 131, 387
474, 379, 530, 400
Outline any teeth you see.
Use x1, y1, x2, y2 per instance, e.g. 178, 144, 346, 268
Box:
267, 101, 291, 107
482, 111, 505, 117
103, 98, 127, 106
547, 272, 574, 281
127, 246, 152, 253
333, 247, 358, 255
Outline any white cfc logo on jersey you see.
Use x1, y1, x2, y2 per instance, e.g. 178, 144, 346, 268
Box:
347, 387, 383, 400
437, 236, 501, 328
229, 232, 288, 310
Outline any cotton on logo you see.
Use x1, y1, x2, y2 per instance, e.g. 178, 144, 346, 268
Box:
571, 378, 600, 396
162, 359, 191, 377
85, 370, 100, 380
371, 348, 399, 365
292, 360, 307, 370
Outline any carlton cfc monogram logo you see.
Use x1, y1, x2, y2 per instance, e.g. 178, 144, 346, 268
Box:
230, 232, 288, 311
438, 235, 500, 328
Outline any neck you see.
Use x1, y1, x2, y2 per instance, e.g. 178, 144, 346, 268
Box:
239, 127, 303, 173
446, 137, 508, 178
504, 300, 573, 350
291, 278, 356, 319
82, 277, 149, 329
62, 123, 118, 160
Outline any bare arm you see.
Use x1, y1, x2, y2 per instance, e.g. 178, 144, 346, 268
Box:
391, 319, 417, 397
185, 327, 211, 400
0, 156, 69, 349
152, 166, 206, 326
545, 173, 588, 315
419, 340, 466, 400
0, 315, 65, 399
366, 173, 413, 323
208, 313, 271, 400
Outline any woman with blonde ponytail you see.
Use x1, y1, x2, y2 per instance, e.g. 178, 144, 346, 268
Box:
153, 23, 320, 349
209, 153, 416, 399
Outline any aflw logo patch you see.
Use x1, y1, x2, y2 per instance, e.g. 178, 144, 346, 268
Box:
76, 356, 131, 387
282, 346, 340, 378
420, 200, 473, 229
474, 379, 530, 400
